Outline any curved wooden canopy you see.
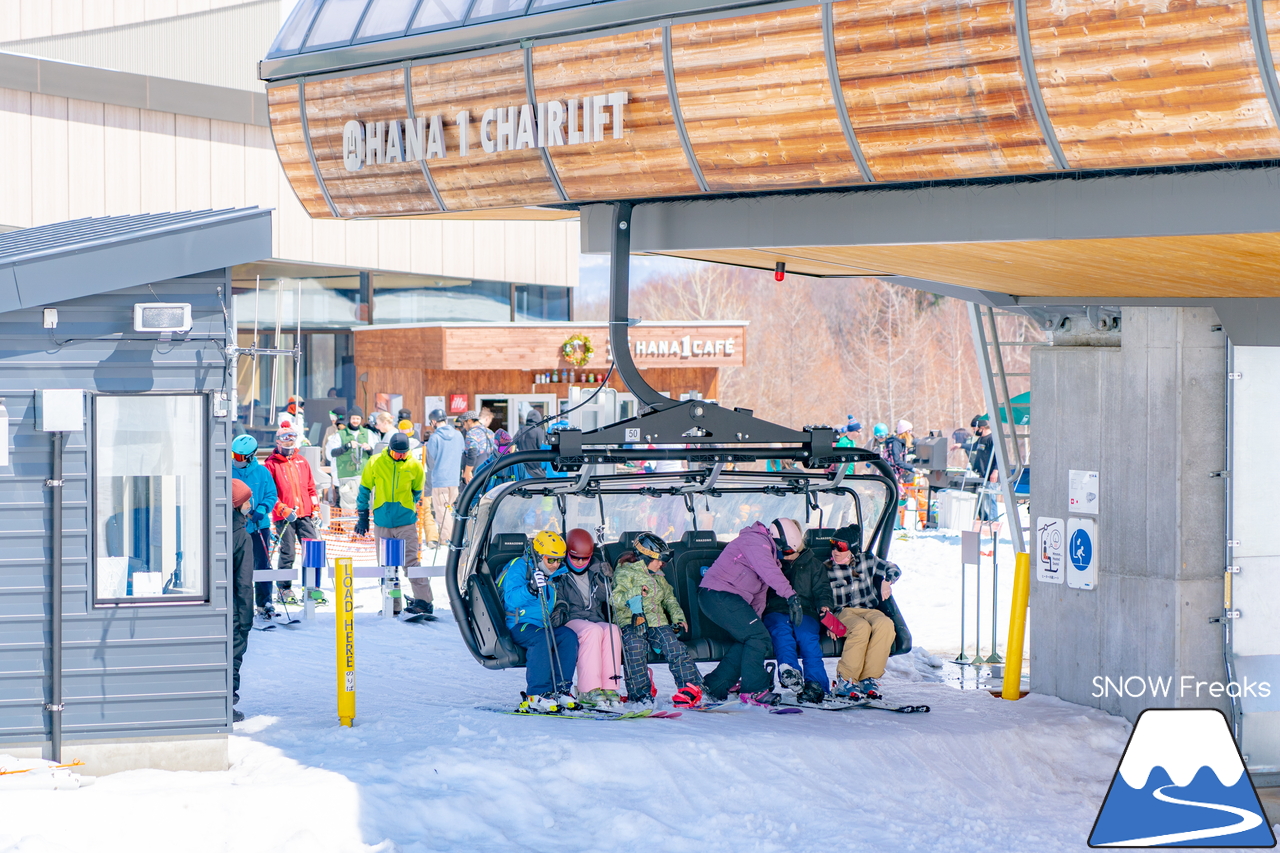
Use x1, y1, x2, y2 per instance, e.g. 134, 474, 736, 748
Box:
263, 0, 1280, 219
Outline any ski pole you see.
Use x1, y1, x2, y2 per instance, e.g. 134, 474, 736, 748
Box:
602, 571, 622, 691
537, 581, 566, 693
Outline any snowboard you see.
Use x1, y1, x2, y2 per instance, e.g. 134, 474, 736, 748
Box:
398, 611, 438, 624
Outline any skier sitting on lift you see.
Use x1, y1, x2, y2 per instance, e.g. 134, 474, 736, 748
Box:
609, 533, 705, 709
825, 524, 901, 701
762, 518, 835, 705
553, 529, 624, 711
497, 531, 580, 713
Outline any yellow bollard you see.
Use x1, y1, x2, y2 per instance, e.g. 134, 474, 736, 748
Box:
334, 556, 356, 726
1002, 552, 1031, 700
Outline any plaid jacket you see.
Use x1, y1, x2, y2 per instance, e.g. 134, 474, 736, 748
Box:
826, 553, 902, 611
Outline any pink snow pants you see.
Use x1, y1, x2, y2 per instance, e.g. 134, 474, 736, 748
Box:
566, 619, 623, 693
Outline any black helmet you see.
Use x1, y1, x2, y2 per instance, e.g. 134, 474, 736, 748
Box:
633, 532, 672, 562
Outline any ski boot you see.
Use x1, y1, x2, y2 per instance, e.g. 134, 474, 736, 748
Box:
276, 588, 299, 606
599, 690, 624, 711
831, 677, 864, 701
575, 688, 607, 709
404, 598, 433, 617
672, 684, 704, 709
232, 709, 245, 723
777, 664, 804, 692
858, 678, 882, 700
308, 589, 329, 606
740, 690, 781, 707
553, 684, 579, 711
518, 692, 563, 714
797, 681, 826, 706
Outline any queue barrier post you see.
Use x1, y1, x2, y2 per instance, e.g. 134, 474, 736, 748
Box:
302, 539, 326, 621
380, 537, 405, 619
1002, 551, 1031, 700
334, 556, 355, 726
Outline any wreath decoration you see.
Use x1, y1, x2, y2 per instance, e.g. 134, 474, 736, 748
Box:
561, 333, 594, 368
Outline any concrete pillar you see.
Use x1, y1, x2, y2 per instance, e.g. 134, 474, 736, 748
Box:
1029, 307, 1227, 721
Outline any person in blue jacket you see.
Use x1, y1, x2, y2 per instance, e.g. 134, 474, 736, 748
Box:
497, 530, 579, 713
231, 434, 278, 617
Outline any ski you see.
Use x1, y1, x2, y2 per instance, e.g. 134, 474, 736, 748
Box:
397, 612, 438, 624
483, 707, 667, 721
271, 609, 301, 627
251, 616, 276, 632
778, 696, 930, 714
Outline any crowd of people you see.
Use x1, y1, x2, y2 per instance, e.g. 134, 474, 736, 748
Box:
495, 520, 903, 714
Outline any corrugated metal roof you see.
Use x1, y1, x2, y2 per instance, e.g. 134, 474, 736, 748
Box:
0, 207, 273, 314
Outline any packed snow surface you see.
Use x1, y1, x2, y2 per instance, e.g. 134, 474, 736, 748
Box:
1, 535, 1127, 853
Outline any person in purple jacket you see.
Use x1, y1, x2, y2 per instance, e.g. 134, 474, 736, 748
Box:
698, 519, 804, 705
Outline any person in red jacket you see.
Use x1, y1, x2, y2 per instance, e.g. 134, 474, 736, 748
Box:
264, 424, 320, 605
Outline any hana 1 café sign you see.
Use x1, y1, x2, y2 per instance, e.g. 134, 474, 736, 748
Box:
342, 92, 629, 170
627, 335, 736, 360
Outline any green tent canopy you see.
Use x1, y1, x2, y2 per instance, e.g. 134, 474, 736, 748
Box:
998, 392, 1030, 426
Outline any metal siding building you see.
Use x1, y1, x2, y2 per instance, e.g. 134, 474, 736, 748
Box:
0, 208, 271, 773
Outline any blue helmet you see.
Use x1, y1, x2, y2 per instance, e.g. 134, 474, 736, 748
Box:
231, 434, 259, 457
872, 423, 889, 438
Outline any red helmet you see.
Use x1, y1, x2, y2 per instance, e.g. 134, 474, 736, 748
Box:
566, 528, 595, 562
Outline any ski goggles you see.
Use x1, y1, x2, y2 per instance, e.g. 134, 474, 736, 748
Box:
232, 451, 253, 463
830, 539, 854, 553
388, 448, 408, 460
543, 556, 564, 566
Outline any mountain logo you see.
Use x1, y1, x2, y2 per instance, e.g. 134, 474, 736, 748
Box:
1089, 708, 1276, 847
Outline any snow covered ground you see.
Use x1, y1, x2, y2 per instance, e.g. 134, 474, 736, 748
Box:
1, 536, 1137, 853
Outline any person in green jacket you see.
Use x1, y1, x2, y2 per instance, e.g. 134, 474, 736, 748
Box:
327, 405, 374, 486
355, 433, 430, 617
609, 532, 704, 707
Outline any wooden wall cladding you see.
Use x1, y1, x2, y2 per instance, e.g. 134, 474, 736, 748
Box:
532, 29, 702, 200
268, 85, 333, 218
409, 52, 562, 210
831, 0, 1056, 181
668, 6, 866, 191
304, 71, 443, 217
1027, 0, 1280, 168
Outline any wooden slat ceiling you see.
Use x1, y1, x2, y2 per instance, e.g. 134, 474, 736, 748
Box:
655, 233, 1280, 297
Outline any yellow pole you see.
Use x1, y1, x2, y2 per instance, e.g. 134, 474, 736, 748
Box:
334, 556, 356, 726
1002, 551, 1031, 700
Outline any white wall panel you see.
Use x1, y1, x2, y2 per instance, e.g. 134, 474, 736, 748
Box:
139, 109, 176, 213
67, 98, 105, 219
174, 114, 211, 211
209, 119, 245, 210
113, 0, 147, 27
0, 88, 32, 228
20, 0, 51, 38
440, 221, 475, 280
102, 103, 141, 216
343, 219, 380, 270
377, 220, 411, 274
473, 222, 505, 282
31, 94, 69, 226
50, 0, 83, 34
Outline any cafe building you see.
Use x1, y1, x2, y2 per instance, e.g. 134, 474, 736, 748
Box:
352, 320, 747, 433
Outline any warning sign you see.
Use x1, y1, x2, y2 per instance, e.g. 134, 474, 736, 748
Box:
1036, 517, 1065, 584
1069, 469, 1099, 514
1067, 517, 1097, 590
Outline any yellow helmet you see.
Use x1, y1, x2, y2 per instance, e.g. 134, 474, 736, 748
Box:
531, 530, 567, 558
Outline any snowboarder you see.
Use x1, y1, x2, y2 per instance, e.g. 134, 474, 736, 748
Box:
762, 518, 834, 705
264, 424, 320, 606
610, 532, 704, 708
230, 478, 255, 723
698, 520, 801, 706
497, 530, 579, 713
355, 433, 431, 617
553, 528, 624, 709
825, 524, 901, 700
231, 434, 278, 620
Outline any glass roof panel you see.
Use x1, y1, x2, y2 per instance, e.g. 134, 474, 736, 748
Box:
465, 0, 529, 23
410, 0, 473, 31
356, 0, 421, 39
525, 0, 591, 12
304, 0, 370, 49
269, 0, 326, 55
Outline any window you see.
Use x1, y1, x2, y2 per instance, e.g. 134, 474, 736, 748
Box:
514, 284, 570, 321
371, 274, 510, 323
95, 395, 207, 604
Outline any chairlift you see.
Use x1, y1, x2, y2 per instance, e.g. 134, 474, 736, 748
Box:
444, 202, 900, 671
